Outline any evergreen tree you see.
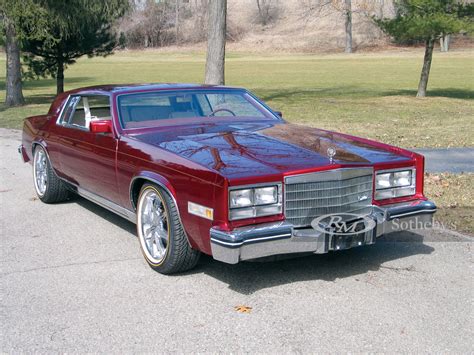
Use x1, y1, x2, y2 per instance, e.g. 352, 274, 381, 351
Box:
375, 0, 474, 97
21, 0, 129, 94
0, 0, 46, 106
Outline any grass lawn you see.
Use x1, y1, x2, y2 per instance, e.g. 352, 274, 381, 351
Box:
1, 49, 472, 234
424, 173, 474, 235
1, 49, 473, 148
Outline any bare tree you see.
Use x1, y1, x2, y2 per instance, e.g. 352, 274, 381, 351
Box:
3, 13, 25, 107
255, 0, 278, 25
205, 0, 227, 85
344, 0, 352, 53
300, 0, 355, 53
175, 0, 180, 44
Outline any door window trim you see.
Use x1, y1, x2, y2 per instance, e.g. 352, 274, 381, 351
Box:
57, 94, 112, 132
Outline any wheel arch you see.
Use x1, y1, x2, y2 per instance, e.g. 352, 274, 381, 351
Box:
129, 172, 178, 211
130, 172, 195, 248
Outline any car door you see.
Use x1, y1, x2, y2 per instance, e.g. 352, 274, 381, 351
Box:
53, 94, 121, 204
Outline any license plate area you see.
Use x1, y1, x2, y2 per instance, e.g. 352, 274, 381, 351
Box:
331, 229, 376, 251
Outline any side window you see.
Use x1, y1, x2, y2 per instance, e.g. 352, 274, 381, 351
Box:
59, 95, 111, 130
88, 96, 111, 120
59, 96, 80, 125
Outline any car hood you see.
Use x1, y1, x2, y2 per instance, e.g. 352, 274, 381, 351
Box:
130, 121, 412, 180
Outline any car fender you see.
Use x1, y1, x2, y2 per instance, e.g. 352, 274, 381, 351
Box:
129, 171, 199, 248
129, 171, 178, 209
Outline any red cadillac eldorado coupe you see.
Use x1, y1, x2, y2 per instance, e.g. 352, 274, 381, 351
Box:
19, 84, 436, 274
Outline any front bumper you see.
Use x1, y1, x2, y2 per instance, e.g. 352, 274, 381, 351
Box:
210, 199, 437, 264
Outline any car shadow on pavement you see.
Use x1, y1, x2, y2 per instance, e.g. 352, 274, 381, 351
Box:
195, 233, 435, 295
74, 196, 137, 236
73, 196, 435, 294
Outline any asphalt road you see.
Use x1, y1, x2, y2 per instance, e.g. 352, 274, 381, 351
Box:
414, 147, 474, 173
1, 128, 473, 353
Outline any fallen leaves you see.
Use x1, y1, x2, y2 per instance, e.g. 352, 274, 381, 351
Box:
234, 305, 252, 314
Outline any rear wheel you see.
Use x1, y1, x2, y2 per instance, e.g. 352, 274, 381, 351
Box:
33, 145, 70, 203
136, 183, 200, 274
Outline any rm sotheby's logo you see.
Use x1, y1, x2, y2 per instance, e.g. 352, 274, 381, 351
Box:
311, 213, 376, 236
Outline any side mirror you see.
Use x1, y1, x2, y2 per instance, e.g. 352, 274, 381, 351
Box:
274, 111, 283, 118
90, 120, 113, 134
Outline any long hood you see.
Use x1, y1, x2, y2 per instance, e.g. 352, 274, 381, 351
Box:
130, 122, 411, 180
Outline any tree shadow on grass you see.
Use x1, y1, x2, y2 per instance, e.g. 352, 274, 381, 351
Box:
382, 88, 474, 100
256, 86, 373, 102
0, 77, 94, 91
256, 87, 474, 103
0, 94, 56, 113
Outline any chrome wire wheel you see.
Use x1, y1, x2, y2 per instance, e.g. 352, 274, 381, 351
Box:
137, 187, 170, 264
33, 148, 48, 197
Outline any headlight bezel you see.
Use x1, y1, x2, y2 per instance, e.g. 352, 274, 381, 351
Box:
375, 167, 416, 200
228, 183, 282, 221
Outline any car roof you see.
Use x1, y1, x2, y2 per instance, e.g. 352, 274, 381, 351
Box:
63, 83, 245, 95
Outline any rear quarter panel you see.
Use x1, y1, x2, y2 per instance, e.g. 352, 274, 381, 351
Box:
21, 114, 53, 163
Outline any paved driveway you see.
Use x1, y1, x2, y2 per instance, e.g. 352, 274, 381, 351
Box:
1, 128, 472, 352
414, 147, 474, 173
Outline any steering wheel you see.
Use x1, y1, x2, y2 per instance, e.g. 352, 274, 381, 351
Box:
208, 108, 236, 117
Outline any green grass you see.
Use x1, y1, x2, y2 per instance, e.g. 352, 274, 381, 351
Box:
1, 49, 473, 148
424, 173, 474, 235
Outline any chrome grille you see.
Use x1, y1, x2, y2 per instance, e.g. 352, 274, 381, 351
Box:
285, 168, 374, 227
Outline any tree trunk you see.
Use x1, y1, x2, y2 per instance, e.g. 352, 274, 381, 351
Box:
378, 0, 384, 18
4, 16, 25, 107
205, 0, 227, 85
344, 0, 352, 53
440, 34, 450, 52
256, 0, 266, 25
56, 61, 64, 95
417, 39, 434, 98
175, 0, 180, 44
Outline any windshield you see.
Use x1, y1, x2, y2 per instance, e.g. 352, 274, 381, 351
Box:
117, 90, 275, 129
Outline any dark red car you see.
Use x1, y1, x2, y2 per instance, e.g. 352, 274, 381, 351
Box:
19, 84, 436, 274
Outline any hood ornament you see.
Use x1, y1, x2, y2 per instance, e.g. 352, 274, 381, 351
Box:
327, 147, 336, 163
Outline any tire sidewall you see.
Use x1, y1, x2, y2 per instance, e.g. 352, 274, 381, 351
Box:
33, 146, 49, 200
137, 184, 175, 269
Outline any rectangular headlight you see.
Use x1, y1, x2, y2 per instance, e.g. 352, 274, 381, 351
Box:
254, 186, 278, 205
229, 184, 282, 220
375, 168, 416, 200
229, 189, 253, 208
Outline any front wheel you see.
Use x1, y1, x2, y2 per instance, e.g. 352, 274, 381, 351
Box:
136, 183, 200, 274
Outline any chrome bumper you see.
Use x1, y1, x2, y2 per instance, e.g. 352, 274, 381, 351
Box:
210, 199, 437, 264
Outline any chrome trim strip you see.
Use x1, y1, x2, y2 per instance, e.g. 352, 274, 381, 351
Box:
55, 94, 72, 125
211, 233, 292, 247
76, 186, 136, 223
284, 167, 373, 184
389, 208, 437, 219
375, 166, 416, 175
